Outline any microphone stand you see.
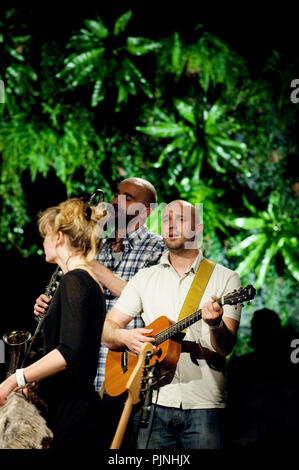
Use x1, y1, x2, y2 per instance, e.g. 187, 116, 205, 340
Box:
140, 359, 169, 428
140, 362, 156, 427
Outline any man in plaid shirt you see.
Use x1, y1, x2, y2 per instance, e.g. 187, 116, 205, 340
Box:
89, 177, 166, 392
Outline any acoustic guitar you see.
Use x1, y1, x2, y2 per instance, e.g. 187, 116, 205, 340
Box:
110, 341, 154, 449
105, 285, 256, 397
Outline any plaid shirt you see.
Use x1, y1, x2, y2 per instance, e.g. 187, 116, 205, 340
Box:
94, 224, 165, 391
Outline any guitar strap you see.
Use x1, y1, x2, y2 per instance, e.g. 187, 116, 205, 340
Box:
177, 257, 216, 331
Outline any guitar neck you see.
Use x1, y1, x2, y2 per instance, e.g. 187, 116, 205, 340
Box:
154, 308, 203, 346
152, 284, 256, 347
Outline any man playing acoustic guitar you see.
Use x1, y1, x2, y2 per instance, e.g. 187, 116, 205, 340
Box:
102, 200, 242, 449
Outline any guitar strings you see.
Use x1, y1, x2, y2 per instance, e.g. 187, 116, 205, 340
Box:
154, 308, 203, 345
153, 289, 247, 344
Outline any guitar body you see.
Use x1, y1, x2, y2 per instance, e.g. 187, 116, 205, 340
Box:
105, 316, 181, 397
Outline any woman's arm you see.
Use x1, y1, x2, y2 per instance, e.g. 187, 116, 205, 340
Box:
0, 349, 67, 406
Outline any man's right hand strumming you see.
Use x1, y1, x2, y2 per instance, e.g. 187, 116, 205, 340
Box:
102, 306, 155, 354
33, 294, 50, 317
119, 327, 155, 355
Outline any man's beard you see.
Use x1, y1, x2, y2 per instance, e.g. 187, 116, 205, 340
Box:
111, 206, 139, 235
164, 237, 186, 251
164, 234, 196, 251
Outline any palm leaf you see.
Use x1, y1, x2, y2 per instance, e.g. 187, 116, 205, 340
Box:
85, 18, 109, 39
205, 102, 226, 126
172, 32, 183, 77
230, 217, 266, 230
228, 233, 267, 255
174, 99, 196, 125
69, 63, 94, 87
235, 234, 268, 277
91, 78, 105, 107
255, 241, 280, 287
152, 136, 188, 168
242, 194, 259, 215
209, 142, 246, 173
282, 244, 299, 281
58, 48, 105, 76
207, 145, 226, 173
113, 10, 132, 36
136, 122, 184, 138
198, 59, 211, 93
127, 37, 161, 56
124, 58, 153, 98
213, 135, 247, 151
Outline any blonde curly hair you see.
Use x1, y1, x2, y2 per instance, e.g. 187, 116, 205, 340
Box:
38, 198, 106, 262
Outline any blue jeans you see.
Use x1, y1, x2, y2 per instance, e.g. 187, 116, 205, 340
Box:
133, 404, 225, 449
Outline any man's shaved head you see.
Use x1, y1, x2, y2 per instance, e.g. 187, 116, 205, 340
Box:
121, 178, 157, 205
109, 177, 157, 235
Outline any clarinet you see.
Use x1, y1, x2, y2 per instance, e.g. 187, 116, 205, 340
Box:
44, 265, 63, 304
21, 265, 63, 367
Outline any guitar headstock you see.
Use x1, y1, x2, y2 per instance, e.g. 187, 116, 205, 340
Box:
126, 342, 154, 405
219, 284, 256, 307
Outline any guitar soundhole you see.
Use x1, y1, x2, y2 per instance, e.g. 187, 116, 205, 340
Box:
121, 350, 128, 373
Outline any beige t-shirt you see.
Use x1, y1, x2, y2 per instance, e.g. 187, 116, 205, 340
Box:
114, 251, 242, 409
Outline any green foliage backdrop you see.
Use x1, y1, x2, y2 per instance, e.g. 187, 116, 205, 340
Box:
0, 7, 298, 353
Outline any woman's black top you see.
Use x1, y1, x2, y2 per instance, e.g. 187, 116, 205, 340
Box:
38, 269, 105, 448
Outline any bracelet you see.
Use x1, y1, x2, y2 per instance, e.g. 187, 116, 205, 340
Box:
209, 319, 224, 330
16, 369, 27, 389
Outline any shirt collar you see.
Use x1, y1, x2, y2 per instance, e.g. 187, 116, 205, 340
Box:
159, 250, 203, 274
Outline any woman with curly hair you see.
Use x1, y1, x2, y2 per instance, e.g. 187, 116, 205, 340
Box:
0, 198, 107, 449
